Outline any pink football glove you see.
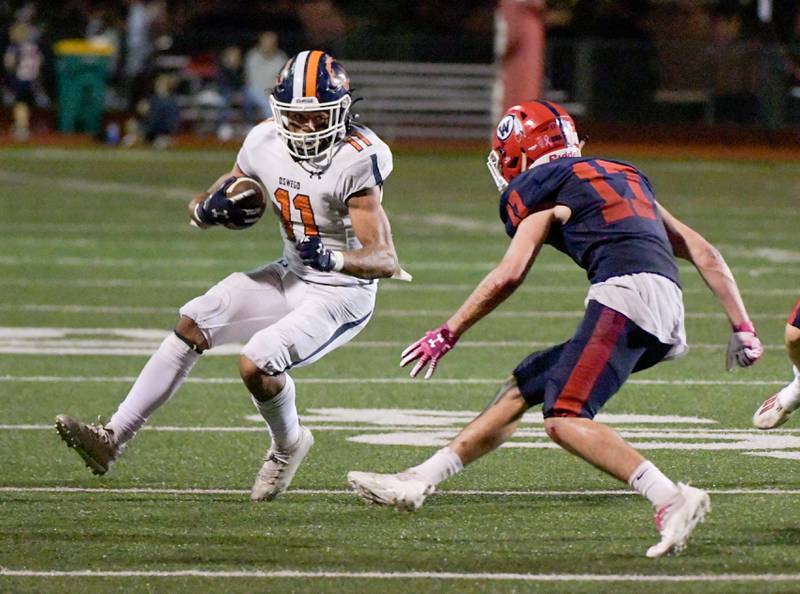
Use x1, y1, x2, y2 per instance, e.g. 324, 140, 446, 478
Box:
401, 324, 459, 379
726, 320, 763, 371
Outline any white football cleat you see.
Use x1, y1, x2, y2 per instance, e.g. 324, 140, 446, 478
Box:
646, 483, 710, 558
753, 393, 794, 430
55, 414, 123, 476
251, 426, 314, 502
347, 470, 434, 511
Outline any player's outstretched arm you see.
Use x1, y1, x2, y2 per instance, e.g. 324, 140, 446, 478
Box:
187, 165, 246, 228
657, 202, 762, 368
401, 206, 569, 379
445, 207, 562, 336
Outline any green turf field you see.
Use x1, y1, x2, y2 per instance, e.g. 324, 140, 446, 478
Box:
1, 146, 800, 593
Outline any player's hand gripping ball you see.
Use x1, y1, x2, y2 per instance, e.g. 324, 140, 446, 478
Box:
195, 176, 267, 230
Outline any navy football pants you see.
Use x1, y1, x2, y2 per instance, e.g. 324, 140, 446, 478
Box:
513, 300, 672, 419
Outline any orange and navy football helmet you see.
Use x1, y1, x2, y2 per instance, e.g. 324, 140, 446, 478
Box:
270, 50, 353, 160
487, 100, 582, 191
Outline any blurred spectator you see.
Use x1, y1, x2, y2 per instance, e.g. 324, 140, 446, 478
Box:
3, 20, 45, 140
124, 0, 160, 110
216, 45, 243, 139
13, 2, 37, 28
243, 31, 286, 122
143, 73, 179, 148
86, 6, 125, 109
86, 7, 123, 73
707, 6, 758, 124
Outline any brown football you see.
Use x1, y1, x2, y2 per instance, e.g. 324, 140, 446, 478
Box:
223, 176, 267, 230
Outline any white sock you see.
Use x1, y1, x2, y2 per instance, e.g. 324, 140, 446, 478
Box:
107, 333, 200, 445
777, 367, 800, 412
405, 447, 464, 486
628, 460, 680, 509
251, 374, 300, 451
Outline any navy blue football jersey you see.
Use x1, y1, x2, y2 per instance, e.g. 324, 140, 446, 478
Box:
498, 157, 679, 285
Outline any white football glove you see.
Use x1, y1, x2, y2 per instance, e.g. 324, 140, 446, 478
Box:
726, 321, 763, 371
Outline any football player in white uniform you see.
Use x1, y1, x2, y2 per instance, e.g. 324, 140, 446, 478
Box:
56, 50, 402, 501
753, 296, 800, 428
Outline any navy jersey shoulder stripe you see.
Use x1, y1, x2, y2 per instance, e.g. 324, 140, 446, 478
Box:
370, 153, 383, 185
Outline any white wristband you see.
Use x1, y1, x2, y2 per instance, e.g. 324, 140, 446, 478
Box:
331, 250, 345, 272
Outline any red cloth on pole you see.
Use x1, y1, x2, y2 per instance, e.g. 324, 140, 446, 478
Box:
495, 0, 545, 119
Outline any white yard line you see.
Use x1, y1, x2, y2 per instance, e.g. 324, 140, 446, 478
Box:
10, 424, 800, 434
0, 147, 228, 162
1, 486, 799, 497
0, 277, 797, 298
2, 568, 800, 582
0, 327, 787, 352
746, 451, 800, 460
0, 344, 785, 356
0, 375, 787, 386
0, 424, 712, 432
0, 255, 232, 269
0, 169, 194, 200
0, 341, 787, 354
0, 254, 794, 276
0, 303, 791, 321
0, 278, 213, 289
0, 222, 182, 233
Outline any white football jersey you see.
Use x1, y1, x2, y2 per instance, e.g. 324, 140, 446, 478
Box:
236, 120, 393, 286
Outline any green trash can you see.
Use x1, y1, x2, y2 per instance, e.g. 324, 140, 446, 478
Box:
54, 39, 114, 135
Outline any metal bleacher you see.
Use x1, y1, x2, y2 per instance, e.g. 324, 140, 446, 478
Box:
344, 61, 586, 141
345, 61, 496, 141
169, 57, 586, 141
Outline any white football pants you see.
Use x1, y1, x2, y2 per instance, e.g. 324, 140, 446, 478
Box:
180, 260, 376, 374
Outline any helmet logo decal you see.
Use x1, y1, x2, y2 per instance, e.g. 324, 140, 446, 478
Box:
325, 55, 350, 91
496, 114, 517, 141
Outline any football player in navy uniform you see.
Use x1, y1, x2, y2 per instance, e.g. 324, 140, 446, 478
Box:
753, 296, 800, 428
56, 51, 406, 501
349, 100, 763, 557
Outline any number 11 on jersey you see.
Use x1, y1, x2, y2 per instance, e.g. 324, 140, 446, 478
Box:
274, 188, 319, 240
